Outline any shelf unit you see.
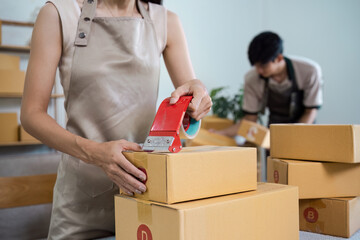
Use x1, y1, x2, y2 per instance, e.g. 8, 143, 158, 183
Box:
0, 93, 64, 98
0, 20, 33, 52
0, 19, 64, 148
0, 141, 42, 147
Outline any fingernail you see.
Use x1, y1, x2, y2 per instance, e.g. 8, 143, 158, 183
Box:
140, 175, 146, 182
139, 186, 146, 193
135, 190, 142, 195
170, 98, 176, 104
127, 191, 134, 196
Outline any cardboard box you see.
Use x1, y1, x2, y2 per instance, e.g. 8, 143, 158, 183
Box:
115, 183, 299, 240
267, 157, 360, 199
0, 69, 25, 94
237, 119, 270, 149
0, 113, 18, 143
19, 125, 40, 142
123, 146, 257, 204
270, 124, 360, 163
200, 115, 234, 130
299, 197, 360, 238
0, 53, 20, 70
186, 128, 237, 147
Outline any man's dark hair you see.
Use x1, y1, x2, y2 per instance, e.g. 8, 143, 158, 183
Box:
143, 0, 163, 4
248, 31, 283, 66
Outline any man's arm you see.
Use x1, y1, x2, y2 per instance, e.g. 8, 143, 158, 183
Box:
297, 108, 318, 124
211, 114, 258, 137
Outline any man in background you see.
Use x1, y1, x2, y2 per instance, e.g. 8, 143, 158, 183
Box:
216, 31, 323, 137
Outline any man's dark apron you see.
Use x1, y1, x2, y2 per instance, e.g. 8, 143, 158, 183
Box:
261, 57, 305, 126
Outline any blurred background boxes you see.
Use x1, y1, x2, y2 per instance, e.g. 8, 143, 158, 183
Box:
0, 69, 25, 95
185, 128, 237, 147
0, 113, 18, 143
237, 119, 270, 149
18, 125, 39, 142
200, 115, 234, 131
0, 53, 20, 70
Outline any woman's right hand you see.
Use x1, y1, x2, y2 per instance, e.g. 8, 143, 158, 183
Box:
79, 138, 147, 196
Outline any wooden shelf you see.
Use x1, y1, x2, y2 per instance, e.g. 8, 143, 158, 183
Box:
0, 141, 42, 147
0, 20, 34, 53
0, 45, 30, 53
0, 93, 64, 98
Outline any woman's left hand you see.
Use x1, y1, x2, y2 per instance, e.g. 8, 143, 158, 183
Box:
169, 79, 212, 121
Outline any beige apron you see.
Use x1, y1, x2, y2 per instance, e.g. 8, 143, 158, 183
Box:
48, 0, 160, 239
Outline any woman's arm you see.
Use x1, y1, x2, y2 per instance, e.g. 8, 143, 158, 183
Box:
163, 11, 212, 121
21, 3, 146, 196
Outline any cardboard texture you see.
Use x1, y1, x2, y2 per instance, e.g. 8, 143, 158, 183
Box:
0, 53, 20, 70
0, 70, 25, 94
237, 119, 270, 149
185, 128, 237, 147
299, 197, 360, 238
115, 183, 299, 240
124, 146, 257, 204
200, 115, 234, 130
267, 157, 360, 199
19, 125, 40, 142
0, 113, 18, 143
270, 124, 360, 163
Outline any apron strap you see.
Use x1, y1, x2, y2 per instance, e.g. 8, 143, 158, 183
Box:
284, 57, 299, 92
75, 0, 97, 46
137, 0, 151, 21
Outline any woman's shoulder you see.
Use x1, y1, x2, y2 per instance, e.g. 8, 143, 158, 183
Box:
46, 0, 80, 18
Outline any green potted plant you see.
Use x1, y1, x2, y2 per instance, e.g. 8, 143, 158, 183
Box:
210, 86, 245, 123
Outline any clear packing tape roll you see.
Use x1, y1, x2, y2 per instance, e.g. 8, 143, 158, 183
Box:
179, 113, 201, 139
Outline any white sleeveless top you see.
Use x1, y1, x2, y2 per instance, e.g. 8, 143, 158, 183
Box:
47, 0, 167, 100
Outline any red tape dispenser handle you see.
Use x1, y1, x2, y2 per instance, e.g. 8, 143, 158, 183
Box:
142, 96, 193, 153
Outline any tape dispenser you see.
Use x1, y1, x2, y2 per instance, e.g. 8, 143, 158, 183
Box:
142, 96, 201, 153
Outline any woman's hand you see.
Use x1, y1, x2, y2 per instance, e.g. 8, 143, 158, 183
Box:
170, 79, 212, 121
78, 138, 146, 196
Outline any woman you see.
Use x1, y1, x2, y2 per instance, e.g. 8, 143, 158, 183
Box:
21, 0, 212, 238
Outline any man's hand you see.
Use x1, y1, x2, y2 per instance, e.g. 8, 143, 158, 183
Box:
169, 79, 212, 121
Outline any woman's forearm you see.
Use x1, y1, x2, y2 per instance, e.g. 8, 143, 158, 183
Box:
20, 109, 96, 163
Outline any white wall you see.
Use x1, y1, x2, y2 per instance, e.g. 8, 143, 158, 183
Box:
161, 0, 360, 124
1, 0, 359, 125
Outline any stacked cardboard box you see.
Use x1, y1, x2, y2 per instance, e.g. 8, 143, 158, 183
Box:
0, 53, 25, 95
115, 146, 299, 239
268, 124, 360, 238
